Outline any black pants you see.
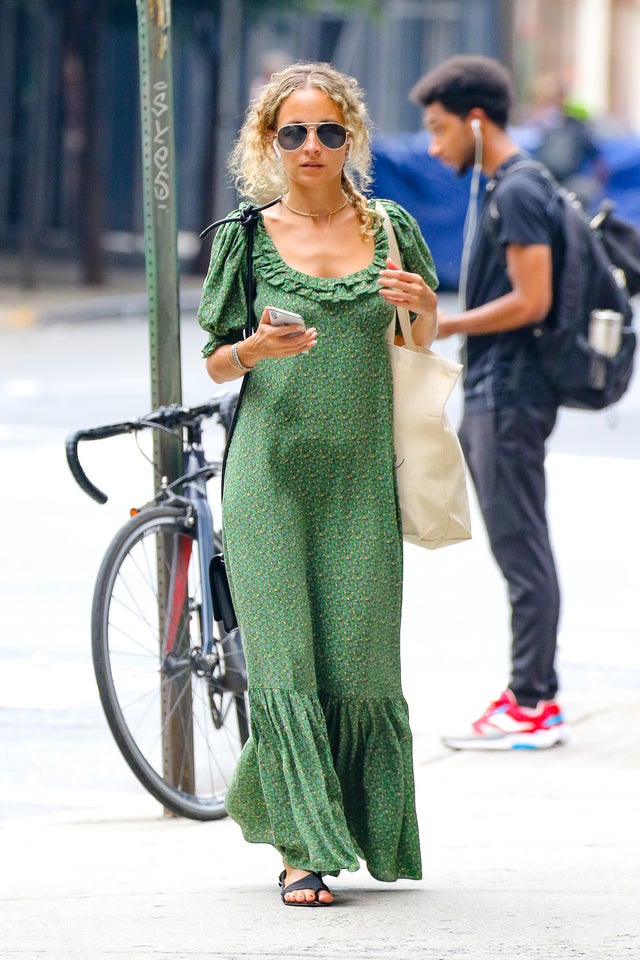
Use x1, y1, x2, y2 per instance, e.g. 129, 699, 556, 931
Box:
460, 405, 560, 707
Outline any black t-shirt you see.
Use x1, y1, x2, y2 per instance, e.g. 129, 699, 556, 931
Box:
463, 154, 561, 411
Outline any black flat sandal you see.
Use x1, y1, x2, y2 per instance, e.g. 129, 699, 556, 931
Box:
278, 870, 333, 907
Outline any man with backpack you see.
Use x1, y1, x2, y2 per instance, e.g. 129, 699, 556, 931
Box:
409, 55, 570, 750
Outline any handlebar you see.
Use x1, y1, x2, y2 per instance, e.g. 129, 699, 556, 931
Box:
65, 421, 139, 503
65, 394, 235, 504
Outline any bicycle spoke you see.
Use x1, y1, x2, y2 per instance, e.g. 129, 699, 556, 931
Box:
93, 507, 248, 820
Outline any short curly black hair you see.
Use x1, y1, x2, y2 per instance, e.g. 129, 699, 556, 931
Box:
410, 55, 514, 129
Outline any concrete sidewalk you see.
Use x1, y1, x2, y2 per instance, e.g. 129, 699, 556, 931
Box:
0, 258, 203, 328
2, 692, 639, 960
1, 264, 639, 958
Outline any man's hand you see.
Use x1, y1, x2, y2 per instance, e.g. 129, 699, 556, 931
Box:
435, 309, 457, 339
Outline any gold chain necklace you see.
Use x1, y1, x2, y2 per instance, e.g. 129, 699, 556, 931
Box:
282, 194, 349, 218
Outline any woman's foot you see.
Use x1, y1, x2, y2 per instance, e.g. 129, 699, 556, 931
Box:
279, 864, 333, 906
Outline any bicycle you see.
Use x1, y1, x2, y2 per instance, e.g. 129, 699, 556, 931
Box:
65, 393, 248, 821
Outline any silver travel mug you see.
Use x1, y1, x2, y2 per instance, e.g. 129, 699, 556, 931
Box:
588, 310, 623, 358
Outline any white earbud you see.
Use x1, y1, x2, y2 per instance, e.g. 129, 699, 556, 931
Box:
272, 141, 281, 159
470, 116, 483, 174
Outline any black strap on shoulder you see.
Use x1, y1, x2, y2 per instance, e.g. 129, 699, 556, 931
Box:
489, 158, 559, 221
487, 158, 561, 266
199, 195, 282, 243
199, 196, 282, 494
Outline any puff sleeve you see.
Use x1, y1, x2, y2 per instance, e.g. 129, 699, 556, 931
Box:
197, 215, 249, 358
379, 199, 439, 292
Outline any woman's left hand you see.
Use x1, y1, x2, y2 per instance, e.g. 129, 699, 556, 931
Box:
378, 258, 436, 316
378, 258, 438, 347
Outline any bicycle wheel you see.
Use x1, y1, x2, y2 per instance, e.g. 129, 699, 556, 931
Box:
92, 505, 249, 820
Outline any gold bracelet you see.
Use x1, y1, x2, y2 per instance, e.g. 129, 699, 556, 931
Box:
229, 341, 254, 374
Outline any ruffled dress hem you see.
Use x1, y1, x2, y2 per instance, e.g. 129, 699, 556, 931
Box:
224, 687, 422, 883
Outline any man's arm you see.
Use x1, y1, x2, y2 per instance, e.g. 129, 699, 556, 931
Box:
437, 243, 553, 337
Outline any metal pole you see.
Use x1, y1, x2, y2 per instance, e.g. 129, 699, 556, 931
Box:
135, 0, 193, 812
135, 0, 183, 415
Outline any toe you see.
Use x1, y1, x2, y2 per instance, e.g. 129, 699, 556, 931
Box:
281, 865, 333, 906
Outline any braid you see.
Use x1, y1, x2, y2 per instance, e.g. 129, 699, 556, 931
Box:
341, 173, 382, 237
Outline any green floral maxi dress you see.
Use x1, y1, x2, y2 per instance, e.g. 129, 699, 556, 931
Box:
198, 200, 437, 881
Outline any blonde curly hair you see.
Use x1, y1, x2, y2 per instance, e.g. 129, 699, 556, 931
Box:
228, 61, 379, 235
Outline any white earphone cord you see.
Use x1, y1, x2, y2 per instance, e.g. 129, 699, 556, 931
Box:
458, 127, 483, 313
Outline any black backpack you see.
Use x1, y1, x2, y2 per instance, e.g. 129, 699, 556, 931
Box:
590, 200, 640, 298
490, 160, 637, 410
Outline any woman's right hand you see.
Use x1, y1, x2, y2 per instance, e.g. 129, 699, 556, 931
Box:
205, 306, 317, 383
248, 306, 318, 361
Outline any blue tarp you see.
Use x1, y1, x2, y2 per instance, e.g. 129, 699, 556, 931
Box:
371, 130, 640, 290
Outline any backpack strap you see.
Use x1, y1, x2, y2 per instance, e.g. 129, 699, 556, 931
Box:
488, 158, 559, 242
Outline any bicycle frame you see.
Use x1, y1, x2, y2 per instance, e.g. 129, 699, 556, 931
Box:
66, 395, 241, 671
157, 434, 247, 702
182, 444, 217, 656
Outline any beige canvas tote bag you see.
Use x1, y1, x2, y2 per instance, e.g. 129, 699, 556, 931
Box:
377, 202, 471, 549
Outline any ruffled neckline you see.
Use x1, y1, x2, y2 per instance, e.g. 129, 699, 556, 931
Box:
253, 206, 389, 300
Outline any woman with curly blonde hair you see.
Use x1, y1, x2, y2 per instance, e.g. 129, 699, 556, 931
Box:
198, 61, 438, 907
229, 60, 376, 234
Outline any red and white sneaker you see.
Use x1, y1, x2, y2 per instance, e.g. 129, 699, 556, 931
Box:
441, 689, 569, 751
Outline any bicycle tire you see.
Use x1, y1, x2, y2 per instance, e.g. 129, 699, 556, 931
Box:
92, 505, 249, 820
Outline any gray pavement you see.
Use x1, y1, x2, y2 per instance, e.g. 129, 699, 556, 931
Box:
1, 266, 639, 959
2, 698, 639, 960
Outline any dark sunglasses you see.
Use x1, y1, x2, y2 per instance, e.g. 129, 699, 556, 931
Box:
276, 122, 348, 151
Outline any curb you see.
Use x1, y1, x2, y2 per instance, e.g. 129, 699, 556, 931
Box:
0, 287, 203, 329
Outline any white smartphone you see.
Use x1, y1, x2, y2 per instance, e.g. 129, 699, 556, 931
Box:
268, 306, 305, 336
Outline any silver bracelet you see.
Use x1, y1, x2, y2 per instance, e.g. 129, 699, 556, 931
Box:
229, 341, 254, 374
